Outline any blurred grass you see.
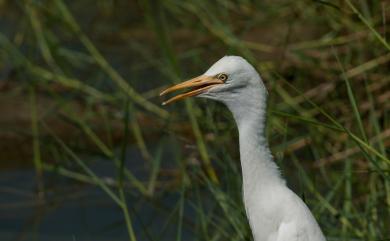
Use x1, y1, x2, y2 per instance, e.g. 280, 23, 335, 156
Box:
0, 0, 389, 240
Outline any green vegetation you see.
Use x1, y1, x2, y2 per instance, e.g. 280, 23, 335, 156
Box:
0, 0, 389, 240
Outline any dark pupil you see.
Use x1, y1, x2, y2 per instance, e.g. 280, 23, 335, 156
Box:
219, 74, 226, 80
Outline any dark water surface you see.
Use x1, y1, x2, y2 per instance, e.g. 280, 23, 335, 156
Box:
0, 142, 195, 241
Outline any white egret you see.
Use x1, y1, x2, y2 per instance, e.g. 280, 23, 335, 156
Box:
160, 56, 326, 241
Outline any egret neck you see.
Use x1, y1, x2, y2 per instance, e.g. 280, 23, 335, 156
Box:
227, 92, 284, 195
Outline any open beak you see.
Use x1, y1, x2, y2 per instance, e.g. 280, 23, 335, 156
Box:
160, 75, 224, 105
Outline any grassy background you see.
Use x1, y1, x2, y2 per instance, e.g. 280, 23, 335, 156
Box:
0, 0, 389, 240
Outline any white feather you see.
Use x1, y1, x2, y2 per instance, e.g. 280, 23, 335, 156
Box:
200, 56, 326, 241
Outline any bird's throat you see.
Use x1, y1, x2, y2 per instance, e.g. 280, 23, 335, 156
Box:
229, 96, 284, 192
238, 121, 283, 192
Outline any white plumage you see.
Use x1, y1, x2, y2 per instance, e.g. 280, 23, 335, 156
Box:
160, 56, 326, 241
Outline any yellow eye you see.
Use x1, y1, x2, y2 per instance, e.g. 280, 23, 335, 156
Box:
217, 73, 228, 82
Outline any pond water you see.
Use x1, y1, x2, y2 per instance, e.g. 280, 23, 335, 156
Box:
0, 143, 197, 241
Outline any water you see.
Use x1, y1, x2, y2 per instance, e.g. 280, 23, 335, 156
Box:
0, 133, 202, 241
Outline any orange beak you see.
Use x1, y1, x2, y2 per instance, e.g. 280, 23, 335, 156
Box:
160, 75, 224, 105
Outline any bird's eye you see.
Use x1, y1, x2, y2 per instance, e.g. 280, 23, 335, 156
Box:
217, 73, 228, 82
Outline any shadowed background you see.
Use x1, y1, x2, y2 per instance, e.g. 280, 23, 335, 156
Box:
0, 0, 389, 240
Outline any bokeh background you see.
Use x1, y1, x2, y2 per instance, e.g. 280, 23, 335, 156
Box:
0, 0, 389, 240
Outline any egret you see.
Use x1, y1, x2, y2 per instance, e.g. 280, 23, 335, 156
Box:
160, 56, 326, 241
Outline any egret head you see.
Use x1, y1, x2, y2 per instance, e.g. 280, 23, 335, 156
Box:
160, 56, 268, 118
